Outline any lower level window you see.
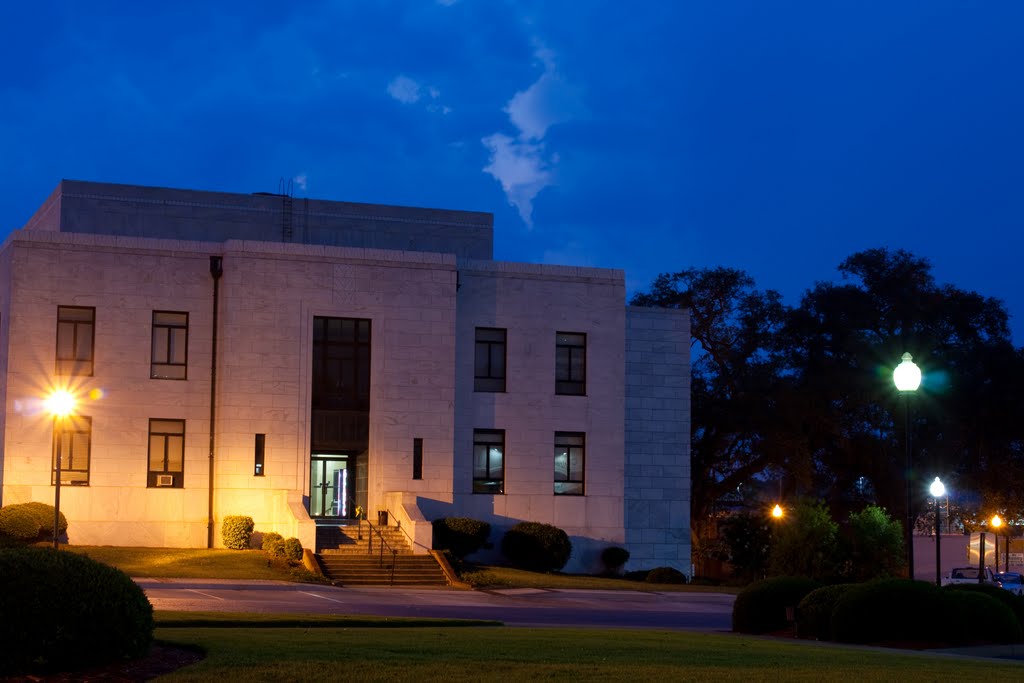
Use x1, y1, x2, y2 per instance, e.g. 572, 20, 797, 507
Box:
148, 418, 185, 488
52, 416, 91, 486
473, 429, 504, 494
554, 432, 585, 495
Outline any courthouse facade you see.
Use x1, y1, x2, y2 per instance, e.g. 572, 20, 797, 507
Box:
0, 180, 690, 572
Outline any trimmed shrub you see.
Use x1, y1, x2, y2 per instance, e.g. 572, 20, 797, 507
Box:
261, 532, 284, 552
221, 515, 254, 549
0, 547, 153, 675
732, 576, 822, 634
432, 517, 491, 560
600, 546, 630, 574
501, 521, 572, 572
624, 569, 650, 582
265, 538, 286, 558
831, 579, 943, 644
0, 506, 39, 540
940, 589, 1022, 645
795, 584, 854, 640
646, 566, 687, 584
944, 583, 1024, 639
0, 502, 68, 542
283, 537, 304, 564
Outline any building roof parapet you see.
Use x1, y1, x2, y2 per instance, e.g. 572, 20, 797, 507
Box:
457, 257, 624, 285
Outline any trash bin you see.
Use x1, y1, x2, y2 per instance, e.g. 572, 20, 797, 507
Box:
377, 510, 388, 526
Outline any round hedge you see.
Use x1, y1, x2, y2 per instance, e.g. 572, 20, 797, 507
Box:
221, 515, 254, 549
795, 584, 854, 640
283, 537, 304, 563
0, 547, 153, 675
732, 576, 822, 634
944, 583, 1024, 641
646, 566, 687, 584
501, 521, 572, 572
432, 517, 491, 560
0, 502, 68, 542
261, 532, 284, 552
940, 590, 1022, 645
831, 579, 943, 644
600, 546, 630, 573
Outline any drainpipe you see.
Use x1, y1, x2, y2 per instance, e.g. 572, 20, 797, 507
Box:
207, 255, 223, 548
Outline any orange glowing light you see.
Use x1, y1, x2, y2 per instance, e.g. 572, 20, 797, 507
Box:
772, 504, 784, 519
44, 390, 76, 417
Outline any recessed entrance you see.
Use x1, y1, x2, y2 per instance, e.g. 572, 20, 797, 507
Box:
310, 455, 350, 519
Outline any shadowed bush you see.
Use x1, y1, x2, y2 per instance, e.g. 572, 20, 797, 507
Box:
432, 517, 491, 560
646, 566, 687, 584
795, 584, 854, 640
600, 546, 630, 575
0, 547, 153, 675
501, 522, 572, 572
732, 576, 822, 634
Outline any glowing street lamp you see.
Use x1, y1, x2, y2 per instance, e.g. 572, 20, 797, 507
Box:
894, 352, 921, 579
929, 477, 945, 586
991, 515, 1003, 574
771, 504, 784, 520
45, 389, 75, 549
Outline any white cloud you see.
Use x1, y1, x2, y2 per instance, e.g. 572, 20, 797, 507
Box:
482, 46, 581, 227
387, 75, 421, 104
292, 173, 308, 191
482, 133, 552, 226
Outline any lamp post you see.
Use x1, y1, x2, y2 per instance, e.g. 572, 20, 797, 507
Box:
992, 515, 1003, 574
930, 477, 945, 586
893, 352, 922, 580
45, 389, 75, 549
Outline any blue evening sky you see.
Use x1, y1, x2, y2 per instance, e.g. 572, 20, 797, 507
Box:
3, 2, 1022, 341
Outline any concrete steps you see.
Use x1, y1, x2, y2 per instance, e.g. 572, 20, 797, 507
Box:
315, 523, 448, 586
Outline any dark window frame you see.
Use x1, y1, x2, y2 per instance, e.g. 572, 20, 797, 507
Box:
554, 431, 585, 496
254, 433, 266, 476
151, 310, 189, 380
472, 429, 505, 494
474, 327, 507, 392
52, 416, 91, 486
56, 306, 95, 376
555, 332, 586, 396
147, 418, 185, 488
413, 438, 423, 480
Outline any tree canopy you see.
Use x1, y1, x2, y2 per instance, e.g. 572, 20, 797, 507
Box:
632, 248, 1024, 529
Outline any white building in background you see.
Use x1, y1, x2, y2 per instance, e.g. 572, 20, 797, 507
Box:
0, 180, 690, 573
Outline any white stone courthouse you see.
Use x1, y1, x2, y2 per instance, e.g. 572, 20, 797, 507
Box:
0, 180, 690, 573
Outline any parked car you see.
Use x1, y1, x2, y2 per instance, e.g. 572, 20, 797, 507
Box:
995, 571, 1024, 596
941, 566, 998, 586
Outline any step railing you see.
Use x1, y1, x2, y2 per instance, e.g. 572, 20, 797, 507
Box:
361, 518, 398, 585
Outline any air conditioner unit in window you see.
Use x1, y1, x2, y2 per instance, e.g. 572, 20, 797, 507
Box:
156, 474, 174, 487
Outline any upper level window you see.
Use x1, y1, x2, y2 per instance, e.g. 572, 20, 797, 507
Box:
56, 306, 94, 376
555, 332, 586, 395
151, 311, 188, 379
148, 419, 185, 488
52, 416, 91, 486
554, 432, 585, 495
474, 327, 506, 392
473, 429, 505, 494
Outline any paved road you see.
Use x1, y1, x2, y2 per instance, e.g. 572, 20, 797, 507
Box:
138, 579, 735, 631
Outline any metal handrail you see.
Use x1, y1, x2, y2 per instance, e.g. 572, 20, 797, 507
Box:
364, 518, 398, 585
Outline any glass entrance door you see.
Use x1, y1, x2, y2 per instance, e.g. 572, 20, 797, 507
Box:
310, 456, 349, 518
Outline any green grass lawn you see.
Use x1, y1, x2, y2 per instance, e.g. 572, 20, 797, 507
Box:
152, 622, 1024, 682
459, 564, 738, 592
64, 546, 301, 580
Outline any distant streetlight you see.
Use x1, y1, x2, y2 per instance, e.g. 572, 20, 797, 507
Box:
771, 504, 784, 520
929, 477, 945, 586
45, 389, 76, 549
992, 515, 1003, 574
893, 352, 922, 580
